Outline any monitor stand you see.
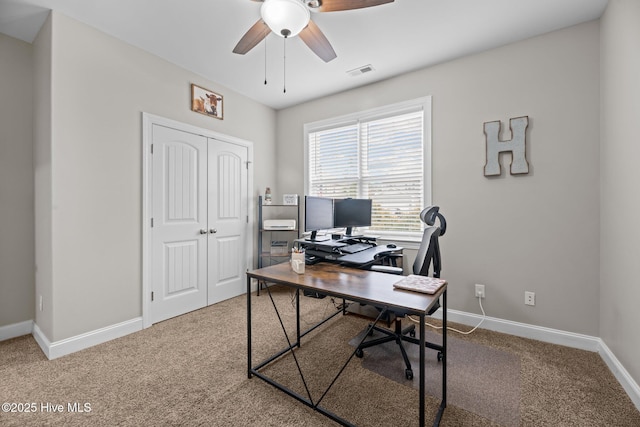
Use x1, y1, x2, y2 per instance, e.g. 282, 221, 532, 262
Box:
342, 227, 362, 239
305, 230, 330, 242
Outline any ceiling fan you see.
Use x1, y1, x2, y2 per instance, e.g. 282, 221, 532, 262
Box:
233, 0, 395, 63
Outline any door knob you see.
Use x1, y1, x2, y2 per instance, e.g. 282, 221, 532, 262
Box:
199, 229, 208, 234
209, 229, 217, 234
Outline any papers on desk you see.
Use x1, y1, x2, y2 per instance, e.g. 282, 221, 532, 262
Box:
393, 275, 446, 295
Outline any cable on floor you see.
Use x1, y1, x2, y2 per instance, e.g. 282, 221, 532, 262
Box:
408, 295, 486, 335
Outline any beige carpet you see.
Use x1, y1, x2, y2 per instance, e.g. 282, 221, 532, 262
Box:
1, 285, 639, 426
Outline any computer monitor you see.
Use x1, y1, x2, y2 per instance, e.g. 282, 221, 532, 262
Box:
304, 196, 334, 241
333, 198, 372, 237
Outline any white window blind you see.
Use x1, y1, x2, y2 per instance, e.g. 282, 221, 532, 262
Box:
308, 123, 359, 198
307, 101, 428, 235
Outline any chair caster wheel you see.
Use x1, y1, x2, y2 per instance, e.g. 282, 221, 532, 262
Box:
355, 348, 364, 358
405, 369, 413, 380
437, 352, 443, 362
409, 330, 416, 338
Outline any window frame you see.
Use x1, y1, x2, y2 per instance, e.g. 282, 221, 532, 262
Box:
303, 96, 432, 244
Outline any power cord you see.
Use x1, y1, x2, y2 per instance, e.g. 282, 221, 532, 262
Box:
289, 291, 348, 327
408, 295, 486, 335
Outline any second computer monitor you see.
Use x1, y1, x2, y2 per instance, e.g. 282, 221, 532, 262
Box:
333, 198, 372, 237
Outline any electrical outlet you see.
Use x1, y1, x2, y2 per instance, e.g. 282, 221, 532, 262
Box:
525, 291, 535, 306
475, 284, 485, 298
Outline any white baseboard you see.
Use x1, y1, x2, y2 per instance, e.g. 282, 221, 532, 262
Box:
598, 340, 640, 411
433, 308, 601, 351
31, 323, 50, 358
32, 317, 143, 360
430, 307, 640, 411
0, 320, 33, 341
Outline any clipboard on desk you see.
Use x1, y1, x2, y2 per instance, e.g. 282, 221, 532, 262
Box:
393, 275, 446, 295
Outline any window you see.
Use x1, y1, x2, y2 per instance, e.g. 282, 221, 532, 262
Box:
305, 97, 431, 238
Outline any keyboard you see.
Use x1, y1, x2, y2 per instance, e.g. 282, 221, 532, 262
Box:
340, 243, 373, 254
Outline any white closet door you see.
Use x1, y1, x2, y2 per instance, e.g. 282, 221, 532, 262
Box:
207, 139, 249, 305
151, 125, 208, 324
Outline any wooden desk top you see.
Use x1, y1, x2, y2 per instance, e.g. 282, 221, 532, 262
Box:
247, 262, 446, 315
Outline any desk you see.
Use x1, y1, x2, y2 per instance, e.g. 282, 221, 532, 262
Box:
246, 262, 447, 426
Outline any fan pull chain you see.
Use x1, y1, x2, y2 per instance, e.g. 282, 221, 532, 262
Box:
264, 37, 267, 85
283, 36, 287, 93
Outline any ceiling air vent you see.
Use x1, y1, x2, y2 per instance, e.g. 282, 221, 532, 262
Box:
347, 64, 375, 77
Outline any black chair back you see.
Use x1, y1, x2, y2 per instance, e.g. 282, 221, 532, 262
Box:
412, 206, 445, 278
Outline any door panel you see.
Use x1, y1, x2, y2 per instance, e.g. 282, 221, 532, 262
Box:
165, 144, 199, 221
165, 241, 198, 295
151, 125, 208, 323
208, 141, 248, 304
217, 236, 241, 282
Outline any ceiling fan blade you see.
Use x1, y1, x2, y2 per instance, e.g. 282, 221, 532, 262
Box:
299, 20, 337, 62
314, 0, 394, 12
233, 19, 272, 55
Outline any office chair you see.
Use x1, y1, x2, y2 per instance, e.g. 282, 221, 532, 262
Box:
355, 206, 446, 380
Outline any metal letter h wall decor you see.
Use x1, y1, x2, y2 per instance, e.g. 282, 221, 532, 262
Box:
484, 116, 529, 176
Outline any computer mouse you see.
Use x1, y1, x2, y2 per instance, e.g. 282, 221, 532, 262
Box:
387, 244, 396, 248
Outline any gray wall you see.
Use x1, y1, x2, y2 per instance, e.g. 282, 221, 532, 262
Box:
32, 12, 276, 341
0, 33, 34, 327
277, 21, 601, 336
600, 0, 640, 388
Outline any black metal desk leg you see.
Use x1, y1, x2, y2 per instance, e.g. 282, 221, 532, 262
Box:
296, 288, 301, 347
433, 290, 447, 426
420, 312, 425, 427
247, 275, 252, 379
443, 290, 447, 407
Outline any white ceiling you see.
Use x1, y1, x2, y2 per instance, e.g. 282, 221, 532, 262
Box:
0, 0, 608, 110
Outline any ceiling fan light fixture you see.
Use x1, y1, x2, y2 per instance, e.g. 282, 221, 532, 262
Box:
261, 0, 310, 38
